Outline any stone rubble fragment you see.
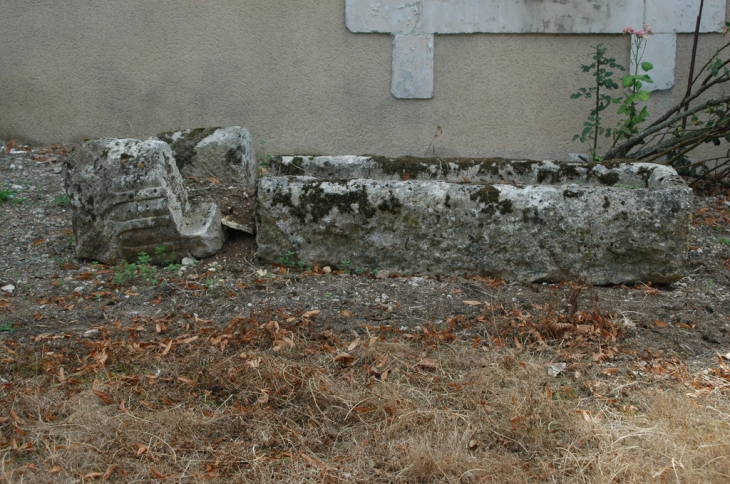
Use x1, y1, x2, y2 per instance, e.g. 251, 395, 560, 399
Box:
221, 216, 254, 234
157, 127, 257, 186
65, 138, 224, 265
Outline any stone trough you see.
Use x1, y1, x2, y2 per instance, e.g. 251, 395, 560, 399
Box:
257, 156, 692, 284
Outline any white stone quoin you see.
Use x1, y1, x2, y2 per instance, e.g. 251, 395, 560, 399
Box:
346, 0, 726, 98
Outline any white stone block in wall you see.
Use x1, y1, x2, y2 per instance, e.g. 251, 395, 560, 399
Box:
345, 0, 421, 34
420, 0, 643, 34
392, 34, 434, 99
636, 33, 677, 91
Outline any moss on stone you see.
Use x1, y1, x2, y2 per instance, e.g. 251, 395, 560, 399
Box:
536, 164, 581, 184
377, 192, 403, 214
272, 180, 377, 223
470, 185, 513, 215
637, 166, 654, 187
510, 161, 540, 176
597, 172, 620, 186
369, 156, 511, 180
158, 127, 220, 171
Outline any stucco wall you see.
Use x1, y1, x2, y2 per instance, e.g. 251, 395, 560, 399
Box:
1, 0, 729, 160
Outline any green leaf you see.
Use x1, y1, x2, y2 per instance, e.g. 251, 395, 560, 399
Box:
622, 76, 635, 88
637, 91, 650, 101
570, 93, 582, 99
641, 62, 654, 71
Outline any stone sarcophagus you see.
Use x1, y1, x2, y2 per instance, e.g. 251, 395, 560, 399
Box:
257, 156, 692, 284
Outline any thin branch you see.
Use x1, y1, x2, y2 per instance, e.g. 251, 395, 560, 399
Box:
683, 0, 705, 129
605, 94, 730, 159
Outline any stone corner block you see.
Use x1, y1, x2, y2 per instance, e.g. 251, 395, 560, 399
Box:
65, 138, 225, 264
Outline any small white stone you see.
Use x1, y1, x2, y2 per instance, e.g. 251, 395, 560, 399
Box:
182, 257, 196, 266
322, 266, 332, 274
1, 284, 15, 293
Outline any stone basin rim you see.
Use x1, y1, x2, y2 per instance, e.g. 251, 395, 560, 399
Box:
269, 155, 686, 190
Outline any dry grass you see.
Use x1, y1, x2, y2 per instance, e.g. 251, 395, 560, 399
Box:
1, 308, 729, 483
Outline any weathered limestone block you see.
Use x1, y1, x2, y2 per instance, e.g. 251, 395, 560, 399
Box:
66, 138, 225, 264
270, 155, 676, 188
157, 126, 257, 185
256, 170, 691, 284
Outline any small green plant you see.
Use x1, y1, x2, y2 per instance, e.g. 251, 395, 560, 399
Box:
156, 245, 181, 271
0, 188, 15, 203
571, 43, 625, 161
257, 141, 272, 167
280, 251, 298, 267
53, 194, 69, 207
704, 279, 715, 292
340, 259, 351, 273
613, 25, 654, 144
136, 252, 157, 283
0, 318, 15, 333
137, 251, 151, 265
572, 26, 654, 160
278, 251, 314, 272
167, 263, 181, 272
113, 260, 137, 286
715, 237, 730, 246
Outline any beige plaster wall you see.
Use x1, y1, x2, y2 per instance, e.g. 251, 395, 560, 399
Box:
1, 0, 729, 160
